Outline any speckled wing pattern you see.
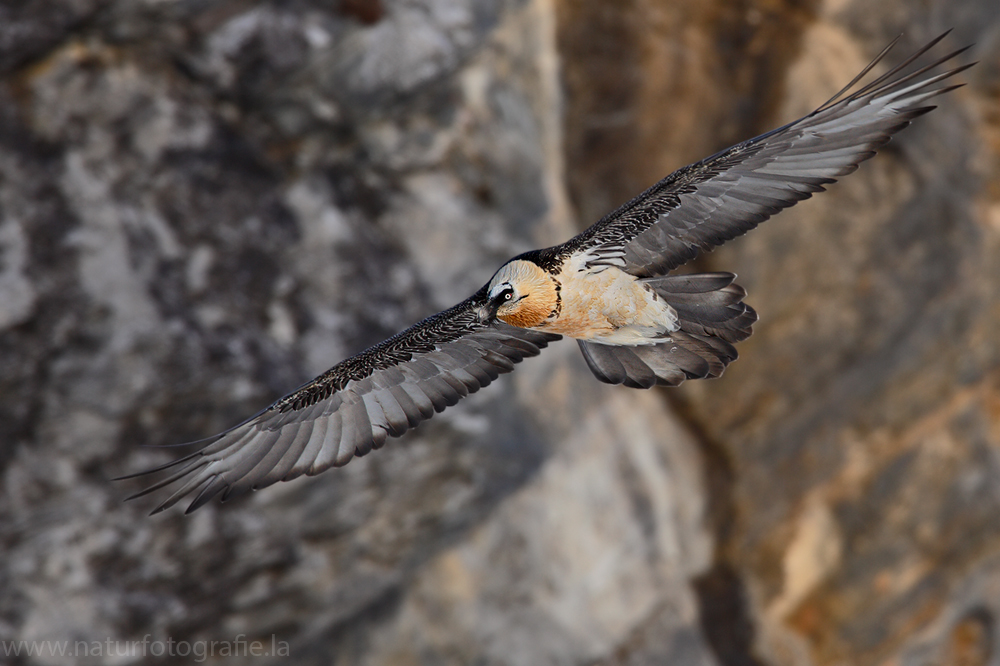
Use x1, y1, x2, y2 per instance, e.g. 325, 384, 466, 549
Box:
558, 33, 972, 277
121, 290, 561, 514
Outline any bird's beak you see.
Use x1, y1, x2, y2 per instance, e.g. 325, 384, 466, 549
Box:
477, 302, 499, 325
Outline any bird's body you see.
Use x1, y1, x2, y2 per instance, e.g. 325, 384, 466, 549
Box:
488, 255, 680, 343
121, 33, 973, 514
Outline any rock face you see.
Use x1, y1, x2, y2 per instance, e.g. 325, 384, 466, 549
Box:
0, 1, 997, 665
558, 2, 1000, 666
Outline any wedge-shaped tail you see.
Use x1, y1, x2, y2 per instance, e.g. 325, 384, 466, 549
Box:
578, 272, 756, 387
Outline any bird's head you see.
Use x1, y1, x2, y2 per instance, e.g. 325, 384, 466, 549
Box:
479, 259, 559, 328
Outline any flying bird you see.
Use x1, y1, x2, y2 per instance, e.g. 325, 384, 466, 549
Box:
122, 33, 972, 514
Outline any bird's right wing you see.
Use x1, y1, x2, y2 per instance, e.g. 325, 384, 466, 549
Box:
560, 32, 973, 277
119, 290, 561, 514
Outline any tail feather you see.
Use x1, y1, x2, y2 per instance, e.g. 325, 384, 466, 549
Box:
578, 341, 689, 387
577, 272, 756, 388
645, 272, 757, 343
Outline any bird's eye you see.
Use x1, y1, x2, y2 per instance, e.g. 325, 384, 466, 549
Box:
489, 283, 516, 306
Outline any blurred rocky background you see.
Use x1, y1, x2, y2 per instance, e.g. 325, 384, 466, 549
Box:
0, 0, 998, 665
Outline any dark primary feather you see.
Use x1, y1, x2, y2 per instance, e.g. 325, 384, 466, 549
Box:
550, 31, 973, 277
119, 292, 560, 514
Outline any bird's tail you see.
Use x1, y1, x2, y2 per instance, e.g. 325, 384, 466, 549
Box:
577, 272, 756, 387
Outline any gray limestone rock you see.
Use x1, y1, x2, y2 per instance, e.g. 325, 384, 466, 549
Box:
0, 1, 712, 664
3, 1, 999, 665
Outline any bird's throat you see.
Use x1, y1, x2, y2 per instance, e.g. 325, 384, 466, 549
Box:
498, 299, 554, 328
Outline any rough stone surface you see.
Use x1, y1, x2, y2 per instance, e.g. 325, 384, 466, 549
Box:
0, 1, 710, 664
556, 1, 1000, 665
1, 1, 998, 665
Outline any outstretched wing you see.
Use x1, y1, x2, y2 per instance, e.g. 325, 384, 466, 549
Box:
559, 32, 972, 277
120, 290, 561, 514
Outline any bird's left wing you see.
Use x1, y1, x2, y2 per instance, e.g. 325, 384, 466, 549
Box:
120, 291, 561, 514
559, 33, 972, 277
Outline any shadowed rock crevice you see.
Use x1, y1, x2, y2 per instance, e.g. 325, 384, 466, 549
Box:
672, 388, 770, 666
693, 563, 768, 666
